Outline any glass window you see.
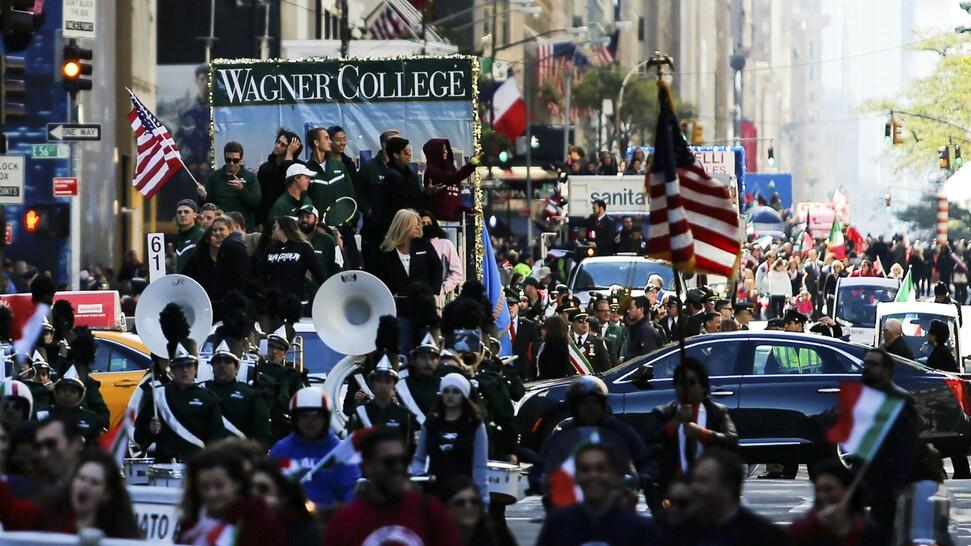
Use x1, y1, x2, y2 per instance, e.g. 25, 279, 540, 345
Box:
91, 342, 112, 373
752, 344, 853, 375
879, 313, 957, 364
648, 342, 740, 379
631, 262, 676, 290
573, 261, 633, 292
835, 285, 898, 328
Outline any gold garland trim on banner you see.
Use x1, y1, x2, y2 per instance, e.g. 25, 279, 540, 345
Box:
205, 54, 484, 280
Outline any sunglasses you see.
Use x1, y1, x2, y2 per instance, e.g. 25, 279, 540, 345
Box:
377, 454, 409, 469
224, 157, 241, 164
449, 496, 482, 508
37, 438, 60, 452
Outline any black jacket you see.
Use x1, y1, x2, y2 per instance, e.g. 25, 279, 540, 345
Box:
670, 505, 785, 546
684, 311, 705, 337
647, 399, 738, 493
660, 316, 681, 342
367, 237, 443, 316
253, 239, 325, 301
863, 382, 919, 498
256, 154, 293, 228
373, 162, 423, 232
183, 235, 250, 306
537, 499, 662, 546
536, 340, 571, 380
586, 213, 617, 256
885, 336, 915, 361
927, 344, 958, 373
622, 317, 660, 360
510, 316, 538, 380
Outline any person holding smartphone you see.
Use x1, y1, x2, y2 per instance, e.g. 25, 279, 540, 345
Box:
204, 141, 262, 231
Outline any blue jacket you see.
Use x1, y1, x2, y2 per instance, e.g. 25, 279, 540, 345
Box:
269, 431, 361, 507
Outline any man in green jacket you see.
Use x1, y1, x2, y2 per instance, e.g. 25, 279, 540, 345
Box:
297, 204, 339, 286
203, 141, 262, 231
305, 127, 357, 224
175, 199, 204, 273
268, 163, 315, 221
204, 338, 272, 448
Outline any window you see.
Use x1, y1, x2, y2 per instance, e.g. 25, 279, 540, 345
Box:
752, 344, 856, 375
91, 342, 146, 373
91, 343, 112, 373
647, 342, 740, 379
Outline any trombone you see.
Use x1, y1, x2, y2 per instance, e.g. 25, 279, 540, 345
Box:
288, 335, 304, 373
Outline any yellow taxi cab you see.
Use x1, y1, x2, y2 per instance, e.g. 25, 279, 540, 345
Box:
91, 330, 152, 430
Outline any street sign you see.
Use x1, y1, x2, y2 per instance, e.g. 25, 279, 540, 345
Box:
47, 123, 101, 142
31, 144, 70, 159
53, 177, 79, 197
63, 0, 97, 39
147, 233, 165, 282
0, 156, 25, 205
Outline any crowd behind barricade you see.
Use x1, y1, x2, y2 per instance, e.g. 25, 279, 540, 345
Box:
0, 127, 962, 544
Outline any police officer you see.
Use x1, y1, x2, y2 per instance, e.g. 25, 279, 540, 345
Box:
26, 350, 54, 413
256, 325, 306, 440
204, 339, 272, 448
44, 367, 105, 444
594, 297, 626, 363
731, 302, 755, 331
134, 339, 226, 461
346, 354, 412, 446
396, 333, 444, 423
568, 308, 611, 373
683, 289, 707, 337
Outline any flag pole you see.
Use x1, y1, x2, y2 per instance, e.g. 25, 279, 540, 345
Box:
178, 158, 207, 200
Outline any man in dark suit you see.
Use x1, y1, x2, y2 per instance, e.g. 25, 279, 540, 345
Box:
507, 295, 538, 380
621, 296, 660, 362
660, 295, 682, 341
882, 318, 915, 361
683, 289, 707, 337
568, 308, 611, 373
586, 199, 617, 256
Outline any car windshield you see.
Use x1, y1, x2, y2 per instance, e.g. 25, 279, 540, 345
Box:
836, 285, 898, 328
299, 332, 342, 377
573, 261, 675, 292
879, 313, 957, 364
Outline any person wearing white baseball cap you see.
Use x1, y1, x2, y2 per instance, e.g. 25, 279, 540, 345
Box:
267, 162, 316, 221
270, 387, 361, 509
410, 372, 489, 508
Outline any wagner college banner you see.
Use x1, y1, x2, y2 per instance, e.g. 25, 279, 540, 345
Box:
210, 56, 478, 173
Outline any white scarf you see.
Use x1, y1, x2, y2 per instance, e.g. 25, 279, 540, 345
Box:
678, 403, 707, 473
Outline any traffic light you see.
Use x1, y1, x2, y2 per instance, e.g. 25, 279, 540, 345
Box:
691, 123, 704, 145
22, 204, 69, 236
767, 146, 776, 167
884, 121, 892, 144
498, 148, 512, 170
957, 145, 964, 168
0, 55, 24, 124
0, 0, 38, 53
62, 41, 93, 96
939, 145, 951, 170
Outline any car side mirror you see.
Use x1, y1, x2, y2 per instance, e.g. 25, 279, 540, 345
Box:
631, 365, 654, 387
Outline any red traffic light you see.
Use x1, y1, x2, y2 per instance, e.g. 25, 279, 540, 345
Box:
23, 208, 40, 233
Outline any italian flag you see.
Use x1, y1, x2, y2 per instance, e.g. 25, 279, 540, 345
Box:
827, 219, 845, 260
99, 407, 135, 466
568, 337, 596, 375
895, 268, 916, 302
548, 453, 582, 507
795, 229, 814, 258
490, 77, 527, 141
826, 381, 905, 462
299, 427, 370, 483
206, 522, 239, 546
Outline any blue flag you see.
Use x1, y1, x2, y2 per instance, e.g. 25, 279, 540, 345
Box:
482, 224, 513, 356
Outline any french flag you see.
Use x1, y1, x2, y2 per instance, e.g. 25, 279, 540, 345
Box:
490, 77, 527, 142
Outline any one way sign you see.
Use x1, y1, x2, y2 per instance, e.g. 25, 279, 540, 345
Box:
47, 123, 102, 142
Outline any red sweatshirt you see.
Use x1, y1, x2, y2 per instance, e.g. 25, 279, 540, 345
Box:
325, 491, 462, 546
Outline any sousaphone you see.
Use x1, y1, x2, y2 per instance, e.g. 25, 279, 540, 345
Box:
134, 274, 213, 358
314, 271, 395, 433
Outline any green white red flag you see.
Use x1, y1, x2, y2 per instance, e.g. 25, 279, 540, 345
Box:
826, 381, 905, 462
99, 406, 135, 466
827, 219, 845, 260
299, 427, 371, 482
567, 337, 596, 375
895, 269, 916, 302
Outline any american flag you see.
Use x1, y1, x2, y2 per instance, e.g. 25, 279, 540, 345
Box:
592, 30, 619, 65
646, 81, 741, 276
535, 42, 589, 95
368, 2, 412, 39
127, 89, 184, 199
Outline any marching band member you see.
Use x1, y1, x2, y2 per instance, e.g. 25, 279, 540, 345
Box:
346, 354, 412, 448
0, 379, 33, 424
26, 350, 53, 413
203, 338, 272, 448
269, 387, 361, 510
62, 328, 110, 426
41, 365, 105, 444
134, 331, 227, 462
395, 333, 445, 425
342, 315, 399, 419
256, 325, 306, 440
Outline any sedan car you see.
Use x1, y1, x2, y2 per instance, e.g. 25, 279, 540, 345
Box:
516, 331, 971, 468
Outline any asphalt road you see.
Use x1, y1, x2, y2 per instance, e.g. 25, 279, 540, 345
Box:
506, 463, 971, 545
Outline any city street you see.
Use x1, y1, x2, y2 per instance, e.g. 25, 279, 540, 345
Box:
507, 468, 971, 544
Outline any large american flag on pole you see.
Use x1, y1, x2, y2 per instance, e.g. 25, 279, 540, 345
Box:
368, 1, 412, 39
535, 42, 589, 95
646, 81, 741, 276
127, 89, 184, 199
